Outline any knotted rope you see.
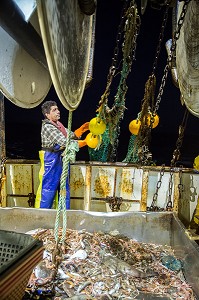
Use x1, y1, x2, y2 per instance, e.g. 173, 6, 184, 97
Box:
54, 110, 73, 244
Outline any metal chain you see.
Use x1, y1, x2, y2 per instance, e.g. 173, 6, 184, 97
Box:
98, 0, 130, 108
106, 196, 123, 212
100, 0, 141, 119
154, 0, 191, 114
170, 108, 189, 167
166, 167, 174, 210
148, 164, 165, 211
135, 2, 170, 165
152, 0, 171, 75
178, 165, 184, 201
136, 76, 155, 165
108, 2, 141, 161
99, 1, 140, 162
122, 2, 141, 64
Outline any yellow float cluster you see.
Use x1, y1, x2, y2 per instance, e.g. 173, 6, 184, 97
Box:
129, 113, 159, 135
86, 117, 106, 148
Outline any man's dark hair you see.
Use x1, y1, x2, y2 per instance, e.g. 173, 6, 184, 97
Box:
41, 101, 57, 117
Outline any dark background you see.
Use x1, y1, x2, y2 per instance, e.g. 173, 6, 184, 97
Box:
4, 0, 199, 167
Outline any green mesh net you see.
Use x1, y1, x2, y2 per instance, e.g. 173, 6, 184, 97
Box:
88, 1, 140, 162
123, 134, 139, 163
88, 128, 110, 162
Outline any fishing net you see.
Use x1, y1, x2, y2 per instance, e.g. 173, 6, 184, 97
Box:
88, 128, 110, 162
123, 134, 139, 163
123, 1, 172, 165
124, 75, 156, 165
88, 0, 140, 162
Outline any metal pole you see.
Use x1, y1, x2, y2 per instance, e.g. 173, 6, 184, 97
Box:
84, 165, 92, 210
140, 169, 149, 211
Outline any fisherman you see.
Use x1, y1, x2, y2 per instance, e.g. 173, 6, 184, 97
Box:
35, 100, 89, 209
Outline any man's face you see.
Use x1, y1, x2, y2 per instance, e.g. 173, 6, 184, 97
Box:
46, 105, 60, 122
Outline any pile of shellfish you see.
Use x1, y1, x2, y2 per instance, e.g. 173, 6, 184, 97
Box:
23, 228, 195, 299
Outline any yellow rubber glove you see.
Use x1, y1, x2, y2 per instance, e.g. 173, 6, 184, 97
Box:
74, 122, 90, 138
78, 139, 87, 148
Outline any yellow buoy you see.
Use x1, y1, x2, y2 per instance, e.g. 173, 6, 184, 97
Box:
85, 133, 101, 149
145, 113, 159, 128
193, 155, 199, 171
129, 119, 141, 135
89, 117, 106, 135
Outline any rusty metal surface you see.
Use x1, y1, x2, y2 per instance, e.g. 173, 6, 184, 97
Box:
92, 166, 115, 198
3, 162, 199, 223
73, 161, 195, 173
178, 172, 199, 225
140, 169, 149, 211
173, 172, 180, 212
5, 163, 39, 208
116, 167, 143, 199
6, 165, 32, 194
84, 165, 92, 211
70, 165, 86, 197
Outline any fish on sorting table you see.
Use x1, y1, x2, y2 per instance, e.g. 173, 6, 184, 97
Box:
102, 254, 157, 278
62, 295, 92, 300
34, 259, 56, 279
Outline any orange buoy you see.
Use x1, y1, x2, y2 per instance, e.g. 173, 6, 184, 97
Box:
129, 119, 141, 135
145, 113, 159, 128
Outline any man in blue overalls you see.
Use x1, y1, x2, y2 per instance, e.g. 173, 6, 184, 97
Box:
35, 100, 89, 209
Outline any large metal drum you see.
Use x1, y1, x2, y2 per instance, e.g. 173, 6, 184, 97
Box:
37, 0, 94, 110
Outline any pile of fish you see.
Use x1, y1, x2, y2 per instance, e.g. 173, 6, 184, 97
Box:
22, 228, 195, 299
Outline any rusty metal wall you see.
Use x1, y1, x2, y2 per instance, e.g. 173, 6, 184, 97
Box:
3, 161, 40, 208
2, 161, 199, 223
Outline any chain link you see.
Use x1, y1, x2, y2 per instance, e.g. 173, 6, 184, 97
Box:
106, 196, 123, 212
102, 1, 141, 118
98, 0, 130, 108
170, 108, 189, 167
154, 0, 191, 114
166, 167, 174, 210
146, 2, 189, 210
152, 0, 171, 75
99, 1, 141, 162
148, 164, 165, 211
135, 2, 170, 165
178, 165, 184, 201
